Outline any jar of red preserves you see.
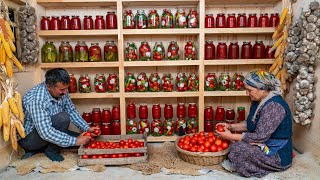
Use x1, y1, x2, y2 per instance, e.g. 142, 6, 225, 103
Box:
265, 45, 275, 58
152, 104, 161, 119
167, 41, 179, 60
127, 103, 136, 119
248, 13, 258, 27
106, 11, 117, 29
139, 41, 151, 61
162, 73, 174, 92
237, 13, 247, 27
215, 106, 225, 122
112, 105, 120, 120
78, 74, 91, 93
175, 118, 186, 135
60, 15, 71, 30
148, 9, 160, 29
187, 118, 198, 134
151, 119, 163, 136
68, 74, 77, 93
187, 8, 199, 28
84, 15, 93, 30
123, 10, 135, 29
107, 74, 119, 92
205, 14, 214, 28
138, 119, 150, 135
139, 104, 148, 119
40, 16, 51, 30
253, 40, 265, 59
153, 42, 165, 61
217, 42, 227, 59
176, 72, 187, 92
216, 13, 226, 28
225, 108, 235, 123
205, 40, 215, 60
259, 13, 269, 27
111, 120, 121, 135
136, 72, 148, 92
125, 42, 138, 61
94, 74, 106, 93
187, 73, 199, 91
126, 119, 138, 134
227, 13, 236, 28
102, 108, 111, 123
95, 15, 105, 29
82, 112, 92, 124
92, 108, 101, 123
51, 16, 60, 30
241, 41, 253, 59
228, 42, 239, 59
237, 107, 246, 121
101, 123, 111, 135
163, 119, 174, 136
269, 13, 280, 27
205, 73, 218, 91
149, 73, 161, 92
177, 103, 186, 118
204, 120, 214, 132
71, 15, 81, 30
204, 106, 214, 121
104, 41, 118, 61
89, 43, 102, 62
164, 104, 173, 119
188, 103, 197, 118
184, 41, 197, 60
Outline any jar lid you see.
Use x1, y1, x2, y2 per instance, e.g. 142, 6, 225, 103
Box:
205, 40, 213, 43
256, 40, 263, 43
243, 41, 251, 44
217, 13, 225, 15
249, 13, 257, 16
218, 41, 226, 44
139, 103, 147, 106
83, 112, 90, 114
228, 13, 236, 16
112, 104, 120, 107
153, 103, 160, 106
103, 108, 110, 110
102, 123, 111, 125
205, 106, 213, 109
230, 41, 238, 44
107, 11, 116, 14
189, 103, 197, 106
206, 14, 213, 16
137, 9, 145, 13
226, 108, 234, 111
96, 15, 104, 17
92, 108, 101, 111
69, 73, 74, 76
178, 103, 185, 105
51, 16, 59, 18
238, 107, 245, 110
238, 13, 246, 15
165, 104, 172, 106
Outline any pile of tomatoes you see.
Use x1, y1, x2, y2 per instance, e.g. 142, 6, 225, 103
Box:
177, 131, 229, 152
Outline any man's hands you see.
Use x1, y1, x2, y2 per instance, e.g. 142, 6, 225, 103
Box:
88, 126, 101, 136
76, 132, 93, 146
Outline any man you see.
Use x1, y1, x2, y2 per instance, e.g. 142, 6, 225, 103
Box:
19, 68, 98, 162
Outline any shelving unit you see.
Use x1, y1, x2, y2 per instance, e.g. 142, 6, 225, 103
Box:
36, 0, 283, 142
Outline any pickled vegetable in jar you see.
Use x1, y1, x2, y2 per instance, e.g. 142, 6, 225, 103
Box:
161, 9, 173, 28
59, 41, 73, 62
78, 74, 91, 93
253, 40, 265, 59
237, 13, 247, 27
104, 41, 118, 61
175, 8, 187, 28
152, 42, 165, 61
187, 8, 199, 28
259, 13, 269, 27
176, 72, 187, 92
126, 119, 138, 134
111, 120, 121, 135
139, 104, 148, 119
89, 43, 102, 62
184, 41, 196, 60
167, 41, 179, 60
187, 73, 199, 91
51, 16, 60, 30
125, 72, 136, 92
148, 9, 160, 29
71, 15, 81, 30
187, 118, 198, 134
151, 119, 163, 136
164, 104, 173, 119
204, 106, 214, 121
40, 16, 51, 30
125, 42, 138, 61
163, 119, 174, 136
265, 45, 274, 58
138, 119, 150, 135
94, 74, 107, 93
231, 72, 245, 91
216, 13, 226, 28
75, 41, 89, 62
217, 42, 227, 59
205, 40, 215, 60
95, 15, 105, 29
149, 73, 161, 92
204, 120, 214, 132
106, 11, 117, 29
269, 13, 279, 27
227, 13, 236, 28
162, 73, 173, 92
136, 72, 148, 92
139, 41, 151, 61
177, 103, 186, 118
205, 73, 218, 91
41, 41, 57, 63
123, 10, 135, 29
107, 74, 119, 92
205, 14, 214, 28
218, 73, 231, 91
135, 10, 148, 29
60, 15, 71, 30
228, 42, 239, 59
175, 118, 187, 135
188, 103, 198, 118
68, 74, 77, 93
83, 15, 93, 30
241, 41, 253, 59
248, 13, 258, 27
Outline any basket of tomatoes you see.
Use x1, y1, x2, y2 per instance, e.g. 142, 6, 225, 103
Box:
175, 131, 230, 166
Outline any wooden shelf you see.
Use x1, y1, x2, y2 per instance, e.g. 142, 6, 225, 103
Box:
204, 59, 274, 65
204, 91, 248, 97
122, 0, 199, 7
38, 30, 118, 37
206, 0, 281, 6
123, 29, 200, 35
147, 135, 178, 142
10, 0, 26, 5
125, 92, 199, 98
124, 60, 200, 67
40, 62, 119, 68
205, 28, 275, 34
70, 92, 120, 99
37, 0, 117, 7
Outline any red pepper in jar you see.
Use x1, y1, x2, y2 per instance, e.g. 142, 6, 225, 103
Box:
78, 74, 91, 93
125, 42, 138, 61
241, 41, 253, 59
161, 9, 173, 28
175, 8, 187, 28
71, 15, 81, 30
215, 106, 225, 122
187, 8, 199, 28
107, 74, 119, 92
82, 112, 92, 124
92, 108, 101, 123
204, 120, 214, 132
163, 119, 174, 136
175, 118, 187, 135
112, 105, 120, 120
136, 72, 148, 92
176, 73, 188, 92
139, 104, 148, 119
237, 107, 246, 121
218, 73, 231, 91
123, 10, 135, 29
50, 16, 60, 30
205, 40, 215, 60
265, 45, 275, 58
162, 73, 173, 92
216, 13, 226, 28
269, 13, 279, 27
204, 106, 214, 121
187, 73, 199, 91
259, 13, 269, 27
138, 119, 150, 135
205, 14, 214, 28
139, 41, 151, 61
184, 41, 197, 60
227, 13, 236, 28
40, 16, 51, 30
126, 119, 138, 134
231, 72, 245, 91
89, 43, 102, 62
217, 42, 227, 59
60, 15, 71, 30
205, 73, 218, 91
95, 15, 105, 29
167, 41, 179, 60
188, 103, 198, 118
125, 72, 136, 92
151, 119, 163, 136
153, 42, 165, 61
102, 108, 111, 123
148, 9, 160, 29
187, 118, 198, 134
94, 74, 107, 93
164, 104, 173, 119
228, 42, 239, 59
68, 74, 77, 93
237, 13, 247, 27
106, 11, 117, 29
177, 103, 186, 118
253, 40, 265, 59
84, 15, 93, 30
149, 73, 161, 92
248, 13, 258, 27
111, 120, 121, 135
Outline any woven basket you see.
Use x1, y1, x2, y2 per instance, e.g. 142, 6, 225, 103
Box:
175, 134, 229, 166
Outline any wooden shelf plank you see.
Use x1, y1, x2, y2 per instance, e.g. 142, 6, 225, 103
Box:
204, 59, 274, 65
70, 93, 120, 99
11, 0, 26, 5
124, 60, 200, 67
205, 28, 275, 34
37, 0, 117, 7
40, 62, 119, 68
204, 91, 248, 97
125, 92, 199, 98
147, 135, 178, 142
38, 30, 118, 37
206, 0, 281, 5
122, 0, 199, 7
123, 29, 200, 35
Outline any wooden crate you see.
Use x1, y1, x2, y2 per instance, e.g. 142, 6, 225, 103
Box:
78, 134, 148, 166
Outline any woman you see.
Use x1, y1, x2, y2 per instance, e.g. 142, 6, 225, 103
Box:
216, 69, 292, 178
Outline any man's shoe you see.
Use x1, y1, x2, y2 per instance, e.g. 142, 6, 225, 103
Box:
21, 151, 40, 160
44, 149, 64, 162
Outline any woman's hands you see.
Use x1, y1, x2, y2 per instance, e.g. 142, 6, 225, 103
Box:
215, 123, 233, 140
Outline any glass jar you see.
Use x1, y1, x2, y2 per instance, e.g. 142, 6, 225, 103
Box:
149, 73, 161, 92
217, 42, 227, 59
152, 104, 161, 119
101, 123, 111, 135
269, 13, 280, 27
58, 41, 73, 62
259, 13, 269, 27
151, 119, 163, 136
107, 74, 119, 92
164, 104, 173, 119
126, 119, 138, 134
75, 41, 88, 62
176, 72, 188, 92
84, 15, 94, 30
82, 112, 92, 124
112, 105, 120, 120
265, 45, 275, 58
136, 72, 148, 92
204, 120, 214, 132
148, 9, 160, 29
163, 119, 174, 136
152, 42, 165, 61
231, 72, 245, 91
139, 104, 148, 119
205, 14, 214, 28
40, 16, 51, 30
125, 72, 136, 92
237, 107, 246, 121
226, 108, 235, 122
177, 103, 186, 118
227, 13, 236, 28
219, 73, 231, 91
139, 41, 151, 61
89, 43, 102, 62
71, 15, 81, 30
228, 42, 239, 59
41, 41, 57, 63
135, 10, 148, 29
237, 13, 247, 27
187, 8, 199, 28
138, 119, 150, 135
175, 8, 187, 28
92, 108, 101, 123
175, 118, 187, 135
60, 15, 71, 30
204, 106, 214, 121
241, 41, 253, 59
188, 103, 197, 118
162, 73, 173, 92
253, 40, 265, 59
184, 41, 197, 60
187, 73, 199, 91
123, 10, 135, 29
127, 103, 136, 119
78, 74, 91, 93
167, 41, 179, 60
205, 73, 218, 91
216, 13, 226, 28
94, 74, 107, 93
205, 40, 215, 60
50, 16, 60, 30
95, 15, 105, 29
68, 74, 77, 93
104, 41, 118, 61
187, 118, 198, 134
125, 42, 138, 61
248, 13, 258, 27
215, 106, 225, 122
111, 120, 121, 135
102, 108, 111, 123
161, 9, 173, 28
106, 11, 117, 29
90, 123, 101, 130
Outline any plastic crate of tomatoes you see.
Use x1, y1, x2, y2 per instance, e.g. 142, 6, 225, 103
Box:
78, 133, 148, 166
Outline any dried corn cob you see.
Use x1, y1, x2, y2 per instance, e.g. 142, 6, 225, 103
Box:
4, 21, 14, 41
1, 100, 9, 126
10, 55, 24, 71
8, 97, 19, 117
11, 124, 18, 151
5, 58, 13, 77
14, 92, 24, 123
14, 120, 25, 138
3, 123, 10, 141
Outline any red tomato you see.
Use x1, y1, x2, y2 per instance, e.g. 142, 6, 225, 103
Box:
210, 145, 218, 152
98, 155, 103, 159
215, 139, 222, 147
90, 143, 97, 149
221, 142, 229, 150
134, 140, 140, 146
84, 132, 92, 137
191, 137, 197, 144
81, 155, 89, 159
118, 154, 124, 158
208, 137, 214, 144
93, 129, 101, 136
204, 148, 210, 152
103, 154, 109, 158
139, 142, 144, 147
216, 125, 225, 132
184, 140, 190, 145
208, 132, 214, 137
204, 141, 211, 148
190, 147, 197, 152
183, 144, 190, 151
111, 154, 118, 158
127, 138, 133, 143
197, 139, 204, 145
91, 155, 97, 159
199, 131, 205, 137
217, 147, 223, 152
119, 140, 125, 146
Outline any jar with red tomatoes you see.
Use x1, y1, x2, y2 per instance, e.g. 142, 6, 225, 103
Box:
68, 74, 77, 93
187, 8, 199, 28
205, 14, 214, 28
135, 10, 148, 29
184, 41, 197, 60
216, 13, 226, 28
153, 42, 165, 61
205, 40, 215, 60
106, 11, 117, 29
241, 41, 253, 59
151, 119, 163, 136
163, 119, 174, 136
231, 72, 245, 91
253, 40, 265, 59
217, 42, 228, 59
59, 41, 73, 62
138, 119, 150, 135
71, 15, 81, 30
149, 73, 161, 92
107, 74, 119, 92
94, 74, 107, 93
187, 73, 199, 91
78, 74, 91, 93
176, 72, 188, 92
123, 10, 135, 29
218, 73, 231, 91
175, 8, 187, 28
89, 43, 102, 62
75, 41, 88, 62
161, 9, 173, 28
136, 72, 148, 92
205, 73, 218, 91
104, 41, 118, 61
60, 15, 71, 30
227, 13, 236, 28
187, 118, 198, 134
95, 15, 105, 29
126, 119, 138, 134
175, 118, 187, 135
139, 41, 151, 61
167, 41, 179, 60
148, 9, 160, 29
162, 73, 173, 92
228, 42, 239, 59
84, 15, 93, 30
51, 16, 60, 30
125, 42, 138, 61
40, 16, 51, 30
125, 72, 136, 92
